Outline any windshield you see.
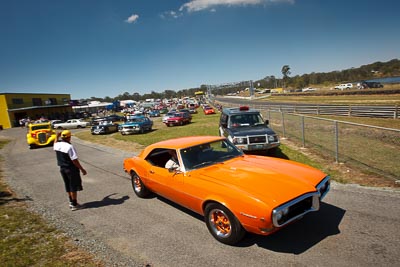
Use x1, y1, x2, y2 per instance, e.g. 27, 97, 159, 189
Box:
31, 125, 50, 131
180, 139, 243, 171
229, 113, 264, 127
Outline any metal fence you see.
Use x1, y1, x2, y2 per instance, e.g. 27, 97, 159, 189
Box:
265, 104, 399, 119
218, 101, 400, 181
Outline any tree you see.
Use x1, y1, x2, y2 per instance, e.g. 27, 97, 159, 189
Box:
281, 65, 291, 89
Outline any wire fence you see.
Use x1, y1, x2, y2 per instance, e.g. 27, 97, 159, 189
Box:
218, 101, 400, 181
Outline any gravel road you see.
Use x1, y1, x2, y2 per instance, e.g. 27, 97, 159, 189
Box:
1, 127, 399, 267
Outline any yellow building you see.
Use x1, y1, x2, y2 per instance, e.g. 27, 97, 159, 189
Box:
0, 93, 73, 129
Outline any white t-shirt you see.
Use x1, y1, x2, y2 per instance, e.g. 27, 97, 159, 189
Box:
54, 141, 78, 161
165, 158, 180, 170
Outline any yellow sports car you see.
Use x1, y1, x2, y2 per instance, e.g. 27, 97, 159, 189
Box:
26, 122, 56, 149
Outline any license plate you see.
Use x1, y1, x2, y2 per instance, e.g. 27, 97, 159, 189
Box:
249, 144, 264, 150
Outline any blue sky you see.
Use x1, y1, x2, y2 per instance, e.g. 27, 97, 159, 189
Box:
1, 0, 399, 99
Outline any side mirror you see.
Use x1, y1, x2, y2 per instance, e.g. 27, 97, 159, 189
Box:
264, 120, 269, 126
221, 123, 227, 128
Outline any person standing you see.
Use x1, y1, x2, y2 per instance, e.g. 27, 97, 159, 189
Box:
53, 130, 87, 211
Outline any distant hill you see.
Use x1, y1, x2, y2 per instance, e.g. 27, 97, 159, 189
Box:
255, 58, 400, 90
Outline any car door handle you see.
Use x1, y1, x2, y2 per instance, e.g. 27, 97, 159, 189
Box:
149, 170, 155, 174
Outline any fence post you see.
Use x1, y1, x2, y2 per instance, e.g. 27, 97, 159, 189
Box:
281, 112, 286, 138
395, 105, 398, 119
301, 116, 305, 147
334, 120, 339, 163
348, 105, 352, 117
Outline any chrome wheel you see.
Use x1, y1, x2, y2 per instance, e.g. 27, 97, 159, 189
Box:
205, 203, 245, 245
130, 171, 150, 198
209, 209, 232, 238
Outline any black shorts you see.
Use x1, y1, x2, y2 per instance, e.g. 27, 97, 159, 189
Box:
60, 167, 83, 192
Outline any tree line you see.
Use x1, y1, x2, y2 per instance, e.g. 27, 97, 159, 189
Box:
85, 58, 400, 102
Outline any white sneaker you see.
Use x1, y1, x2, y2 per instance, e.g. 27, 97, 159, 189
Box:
70, 204, 83, 211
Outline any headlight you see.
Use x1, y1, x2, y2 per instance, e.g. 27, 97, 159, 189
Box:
273, 207, 289, 223
268, 135, 276, 142
233, 137, 247, 144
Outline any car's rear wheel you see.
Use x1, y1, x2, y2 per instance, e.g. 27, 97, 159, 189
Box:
131, 171, 150, 198
204, 203, 245, 245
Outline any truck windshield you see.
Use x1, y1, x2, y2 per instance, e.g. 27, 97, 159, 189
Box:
230, 114, 264, 127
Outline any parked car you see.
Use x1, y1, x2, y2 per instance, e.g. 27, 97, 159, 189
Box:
50, 120, 63, 127
91, 121, 119, 135
105, 114, 125, 122
164, 112, 191, 127
120, 116, 153, 135
358, 81, 384, 89
204, 106, 216, 115
219, 106, 280, 153
162, 112, 176, 123
53, 119, 89, 129
302, 87, 317, 92
178, 108, 192, 119
189, 107, 198, 114
26, 122, 56, 149
334, 83, 353, 90
148, 110, 160, 117
123, 136, 330, 245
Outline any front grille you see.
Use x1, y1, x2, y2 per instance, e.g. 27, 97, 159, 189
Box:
272, 193, 320, 227
38, 132, 47, 144
248, 135, 266, 144
287, 196, 314, 219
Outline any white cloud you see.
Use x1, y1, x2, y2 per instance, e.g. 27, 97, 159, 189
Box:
125, 14, 139, 23
161, 10, 182, 19
179, 0, 294, 12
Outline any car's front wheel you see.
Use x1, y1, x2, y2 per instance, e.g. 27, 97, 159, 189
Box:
204, 203, 245, 245
130, 171, 150, 198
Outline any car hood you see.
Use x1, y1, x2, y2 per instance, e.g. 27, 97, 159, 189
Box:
122, 122, 142, 126
194, 155, 326, 207
229, 126, 276, 135
167, 116, 183, 120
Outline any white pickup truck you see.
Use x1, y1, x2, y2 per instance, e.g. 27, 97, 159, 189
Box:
53, 119, 89, 129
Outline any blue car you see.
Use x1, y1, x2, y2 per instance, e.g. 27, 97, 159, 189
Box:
148, 110, 160, 117
120, 116, 153, 135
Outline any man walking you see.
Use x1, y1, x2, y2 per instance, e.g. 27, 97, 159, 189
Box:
53, 130, 87, 211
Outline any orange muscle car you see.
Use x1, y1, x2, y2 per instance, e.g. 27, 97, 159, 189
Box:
123, 136, 330, 245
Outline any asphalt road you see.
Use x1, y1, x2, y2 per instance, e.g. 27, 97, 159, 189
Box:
1, 127, 399, 267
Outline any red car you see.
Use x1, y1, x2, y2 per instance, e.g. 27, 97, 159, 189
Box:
164, 112, 191, 126
204, 106, 215, 115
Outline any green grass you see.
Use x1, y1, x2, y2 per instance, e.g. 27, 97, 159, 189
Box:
0, 140, 102, 266
116, 112, 221, 146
